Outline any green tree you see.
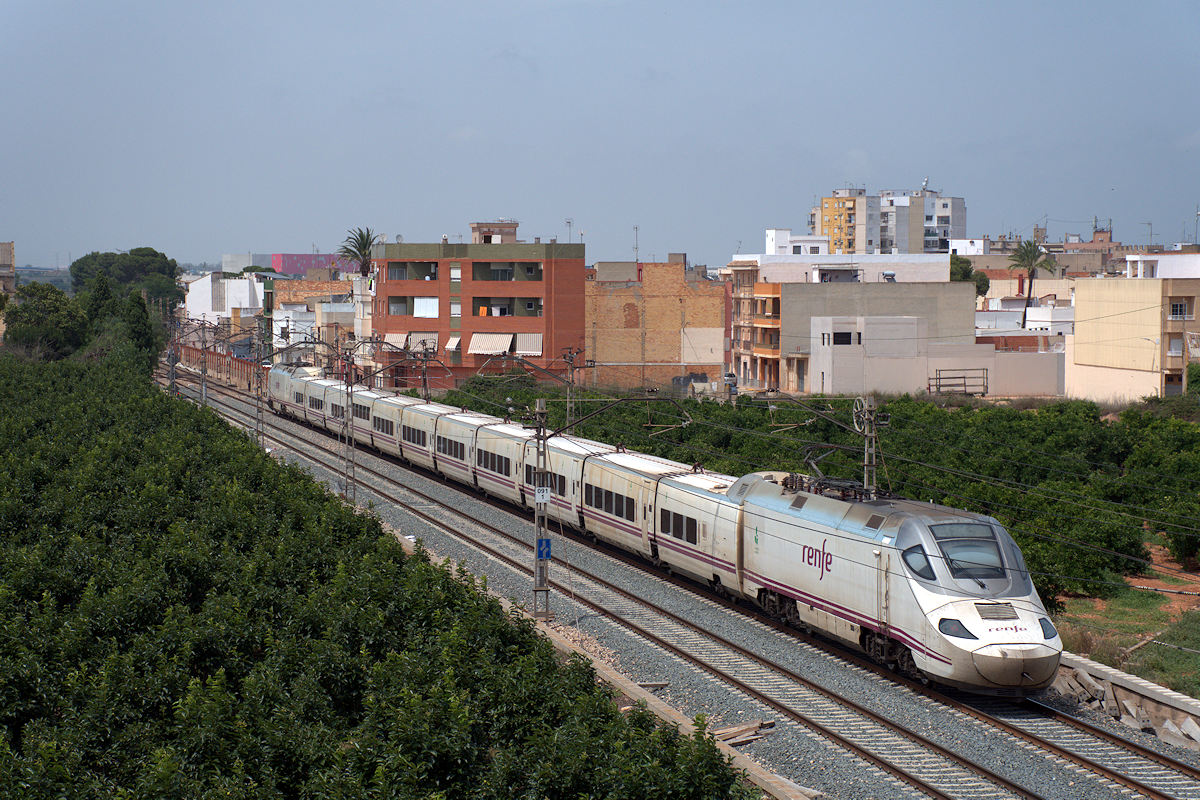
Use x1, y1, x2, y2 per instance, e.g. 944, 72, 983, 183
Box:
337, 227, 380, 277
2, 282, 88, 359
950, 254, 989, 297
1007, 240, 1054, 329
70, 248, 182, 307
84, 271, 115, 326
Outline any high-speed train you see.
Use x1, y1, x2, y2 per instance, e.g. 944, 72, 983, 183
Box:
268, 363, 1061, 694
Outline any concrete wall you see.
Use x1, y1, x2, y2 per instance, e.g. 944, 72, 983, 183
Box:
780, 281, 975, 356
808, 319, 1063, 397
750, 253, 950, 284
1064, 335, 1160, 405
1073, 278, 1161, 369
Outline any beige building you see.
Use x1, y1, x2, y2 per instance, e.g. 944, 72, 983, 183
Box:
1067, 277, 1200, 403
809, 316, 1062, 397
585, 258, 728, 391
0, 242, 14, 299
729, 256, 976, 392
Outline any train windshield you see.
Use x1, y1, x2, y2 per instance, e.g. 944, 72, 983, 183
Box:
929, 523, 1005, 580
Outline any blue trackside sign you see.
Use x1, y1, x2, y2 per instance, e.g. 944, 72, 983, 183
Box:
537, 538, 552, 560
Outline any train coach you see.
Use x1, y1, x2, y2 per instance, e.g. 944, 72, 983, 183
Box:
266, 364, 1061, 694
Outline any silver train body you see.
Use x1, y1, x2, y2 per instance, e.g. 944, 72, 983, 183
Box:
269, 365, 1062, 694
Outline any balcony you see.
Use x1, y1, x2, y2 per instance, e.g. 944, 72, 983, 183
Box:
753, 314, 781, 328
752, 343, 780, 358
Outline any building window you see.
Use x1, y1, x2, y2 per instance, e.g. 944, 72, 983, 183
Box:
449, 265, 461, 281
388, 296, 407, 316
450, 300, 461, 317
387, 263, 407, 281
833, 331, 853, 345
413, 297, 439, 318
1170, 300, 1189, 319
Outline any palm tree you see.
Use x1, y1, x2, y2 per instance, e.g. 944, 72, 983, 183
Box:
1007, 239, 1053, 330
338, 226, 381, 277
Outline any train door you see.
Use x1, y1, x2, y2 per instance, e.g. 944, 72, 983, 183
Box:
874, 549, 891, 637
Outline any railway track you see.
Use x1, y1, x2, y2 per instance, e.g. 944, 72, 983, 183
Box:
163, 370, 1200, 799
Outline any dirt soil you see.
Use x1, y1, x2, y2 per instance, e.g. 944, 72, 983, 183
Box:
1059, 542, 1200, 626
1130, 542, 1200, 620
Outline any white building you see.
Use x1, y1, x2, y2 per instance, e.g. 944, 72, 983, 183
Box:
763, 228, 830, 256
183, 272, 268, 323
950, 238, 990, 256
1125, 253, 1200, 278
732, 252, 950, 284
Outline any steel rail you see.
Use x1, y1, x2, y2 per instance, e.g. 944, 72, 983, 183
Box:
162, 370, 1200, 800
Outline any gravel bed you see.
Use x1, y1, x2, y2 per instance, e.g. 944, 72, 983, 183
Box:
204, 388, 1188, 799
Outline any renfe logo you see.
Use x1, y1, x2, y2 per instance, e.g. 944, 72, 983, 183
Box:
802, 538, 833, 580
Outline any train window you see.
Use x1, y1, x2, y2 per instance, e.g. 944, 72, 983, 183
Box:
309, 397, 324, 411
525, 466, 565, 494
929, 523, 993, 540
660, 509, 671, 534
625, 497, 636, 521
402, 425, 427, 447
353, 403, 370, 420
330, 404, 344, 419
476, 449, 510, 475
294, 391, 304, 404
685, 517, 697, 544
585, 484, 593, 506
604, 490, 614, 514
930, 524, 1004, 579
939, 539, 1004, 579
902, 545, 936, 581
372, 417, 394, 436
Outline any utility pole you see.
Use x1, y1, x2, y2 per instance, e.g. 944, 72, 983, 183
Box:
199, 323, 209, 408
420, 343, 431, 401
341, 350, 357, 504
561, 347, 583, 432
254, 326, 265, 449
853, 395, 888, 500
532, 398, 553, 620
167, 315, 178, 396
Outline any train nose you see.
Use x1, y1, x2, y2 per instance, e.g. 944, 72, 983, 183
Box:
971, 643, 1059, 687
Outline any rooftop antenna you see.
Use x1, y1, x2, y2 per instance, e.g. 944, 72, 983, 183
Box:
565, 217, 573, 244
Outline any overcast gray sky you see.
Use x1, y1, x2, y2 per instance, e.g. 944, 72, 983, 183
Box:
3, 0, 1198, 269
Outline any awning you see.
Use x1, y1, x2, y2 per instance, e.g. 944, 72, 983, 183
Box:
467, 332, 514, 355
514, 332, 543, 356
445, 336, 461, 351
407, 332, 438, 351
383, 333, 407, 347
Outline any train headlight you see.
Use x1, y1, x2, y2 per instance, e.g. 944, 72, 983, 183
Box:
938, 618, 978, 640
1039, 618, 1058, 640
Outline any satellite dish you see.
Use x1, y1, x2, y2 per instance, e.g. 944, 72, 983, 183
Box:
395, 234, 404, 243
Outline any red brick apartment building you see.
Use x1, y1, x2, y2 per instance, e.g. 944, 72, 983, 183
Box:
371, 221, 585, 389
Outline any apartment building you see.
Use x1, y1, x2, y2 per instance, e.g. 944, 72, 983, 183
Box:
1068, 254, 1200, 402
809, 189, 880, 254
371, 221, 585, 389
809, 186, 966, 254
585, 257, 729, 391
729, 229, 952, 390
